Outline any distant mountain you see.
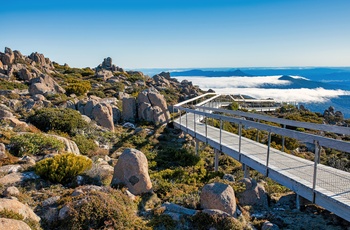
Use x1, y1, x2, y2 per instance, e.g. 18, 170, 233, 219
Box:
170, 69, 251, 77
262, 75, 338, 90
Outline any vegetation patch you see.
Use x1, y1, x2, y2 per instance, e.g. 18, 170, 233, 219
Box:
10, 133, 65, 156
35, 153, 92, 184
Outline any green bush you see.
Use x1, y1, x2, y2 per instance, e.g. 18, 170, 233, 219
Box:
28, 108, 88, 135
10, 133, 65, 156
72, 134, 98, 155
65, 80, 91, 96
191, 212, 243, 230
0, 79, 28, 90
35, 153, 92, 184
50, 189, 148, 230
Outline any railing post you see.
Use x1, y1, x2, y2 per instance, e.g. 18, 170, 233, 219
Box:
186, 112, 188, 132
220, 119, 223, 149
256, 119, 260, 142
194, 112, 196, 138
179, 109, 182, 129
238, 122, 242, 161
266, 131, 271, 177
214, 149, 220, 172
195, 139, 199, 156
312, 140, 320, 203
205, 116, 208, 142
282, 124, 286, 152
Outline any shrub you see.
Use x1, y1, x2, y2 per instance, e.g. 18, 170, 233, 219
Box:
65, 80, 91, 96
35, 153, 92, 184
28, 108, 88, 135
10, 133, 65, 156
191, 212, 243, 230
51, 189, 148, 230
0, 79, 28, 90
72, 135, 98, 156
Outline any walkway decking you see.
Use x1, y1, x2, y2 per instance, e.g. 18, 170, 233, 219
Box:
174, 103, 350, 222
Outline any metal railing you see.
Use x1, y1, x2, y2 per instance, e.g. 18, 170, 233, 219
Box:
173, 93, 350, 221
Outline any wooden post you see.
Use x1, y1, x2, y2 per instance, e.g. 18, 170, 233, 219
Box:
312, 140, 320, 203
266, 131, 271, 177
214, 149, 220, 172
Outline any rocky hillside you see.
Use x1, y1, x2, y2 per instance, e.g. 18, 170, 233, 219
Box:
0, 47, 349, 229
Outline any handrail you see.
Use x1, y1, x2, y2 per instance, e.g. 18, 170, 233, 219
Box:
174, 106, 350, 153
197, 105, 350, 135
175, 93, 217, 107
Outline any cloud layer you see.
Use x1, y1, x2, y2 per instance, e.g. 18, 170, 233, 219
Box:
175, 76, 350, 103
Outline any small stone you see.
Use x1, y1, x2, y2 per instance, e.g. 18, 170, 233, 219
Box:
3, 186, 20, 197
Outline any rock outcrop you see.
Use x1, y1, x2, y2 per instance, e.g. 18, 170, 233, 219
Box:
0, 47, 15, 66
0, 198, 41, 222
29, 74, 65, 96
96, 57, 124, 73
122, 97, 137, 122
112, 148, 152, 195
46, 134, 80, 154
238, 178, 268, 208
137, 88, 171, 124
91, 103, 114, 131
200, 182, 236, 216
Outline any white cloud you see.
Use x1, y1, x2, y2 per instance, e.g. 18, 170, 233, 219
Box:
175, 76, 350, 103
175, 76, 291, 88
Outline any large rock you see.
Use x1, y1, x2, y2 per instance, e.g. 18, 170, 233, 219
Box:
0, 198, 41, 222
0, 218, 31, 230
200, 182, 236, 216
112, 148, 152, 195
91, 103, 114, 131
122, 97, 136, 122
46, 134, 80, 154
1, 47, 14, 66
18, 68, 34, 81
0, 172, 39, 186
29, 74, 65, 96
112, 106, 121, 124
137, 88, 171, 124
0, 108, 13, 118
96, 69, 113, 81
0, 60, 3, 69
239, 178, 268, 208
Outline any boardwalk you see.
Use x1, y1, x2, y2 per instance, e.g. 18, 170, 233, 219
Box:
174, 94, 350, 222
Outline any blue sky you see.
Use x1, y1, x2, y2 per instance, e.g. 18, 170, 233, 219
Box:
2, 0, 350, 68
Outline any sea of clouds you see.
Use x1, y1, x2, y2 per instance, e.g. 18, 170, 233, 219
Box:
175, 76, 350, 103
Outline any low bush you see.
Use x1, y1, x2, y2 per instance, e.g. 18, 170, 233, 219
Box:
72, 134, 98, 156
28, 108, 88, 135
65, 79, 91, 96
50, 189, 148, 230
0, 79, 28, 90
35, 153, 92, 184
10, 133, 65, 156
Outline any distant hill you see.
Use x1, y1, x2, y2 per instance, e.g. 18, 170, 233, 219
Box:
170, 69, 251, 77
